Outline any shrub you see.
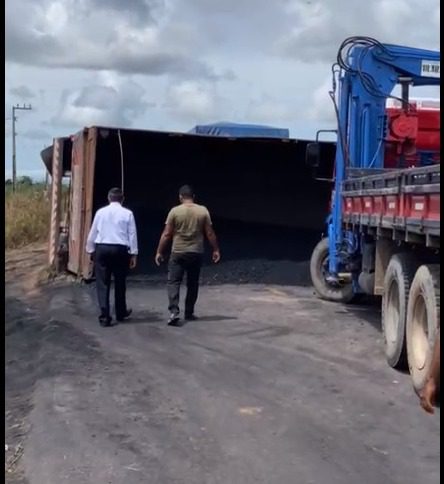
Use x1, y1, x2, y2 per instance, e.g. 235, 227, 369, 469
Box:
5, 185, 50, 249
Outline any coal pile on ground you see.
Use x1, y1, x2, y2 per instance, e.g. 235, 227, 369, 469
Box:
131, 212, 321, 287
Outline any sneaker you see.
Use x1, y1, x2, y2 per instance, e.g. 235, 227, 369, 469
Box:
168, 313, 180, 326
99, 315, 112, 327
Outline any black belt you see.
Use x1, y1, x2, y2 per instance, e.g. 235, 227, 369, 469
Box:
96, 243, 129, 249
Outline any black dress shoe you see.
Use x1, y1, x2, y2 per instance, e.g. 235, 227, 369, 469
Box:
99, 316, 112, 327
116, 309, 132, 322
184, 314, 198, 321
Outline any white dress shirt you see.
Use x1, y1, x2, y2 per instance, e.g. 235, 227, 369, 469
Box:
86, 202, 138, 255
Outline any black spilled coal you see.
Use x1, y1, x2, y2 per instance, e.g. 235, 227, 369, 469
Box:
125, 211, 322, 286
92, 129, 333, 286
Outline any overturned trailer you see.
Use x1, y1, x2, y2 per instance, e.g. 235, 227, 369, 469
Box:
42, 124, 336, 280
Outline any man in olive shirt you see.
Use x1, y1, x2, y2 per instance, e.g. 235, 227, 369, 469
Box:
155, 185, 221, 325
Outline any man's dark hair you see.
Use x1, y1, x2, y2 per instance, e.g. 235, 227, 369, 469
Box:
108, 187, 124, 202
179, 185, 194, 199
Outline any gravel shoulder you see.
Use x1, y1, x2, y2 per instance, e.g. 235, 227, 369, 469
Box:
5, 248, 440, 484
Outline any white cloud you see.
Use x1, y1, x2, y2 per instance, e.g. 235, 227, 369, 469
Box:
52, 76, 153, 129
246, 95, 294, 124
165, 81, 220, 121
307, 77, 337, 123
10, 85, 36, 99
276, 0, 439, 62
42, 1, 69, 36
5, 0, 220, 78
4, 0, 441, 178
23, 128, 52, 140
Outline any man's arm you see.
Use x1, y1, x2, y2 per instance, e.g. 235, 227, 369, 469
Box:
85, 213, 100, 254
155, 222, 174, 266
204, 220, 220, 263
128, 212, 138, 269
420, 329, 440, 414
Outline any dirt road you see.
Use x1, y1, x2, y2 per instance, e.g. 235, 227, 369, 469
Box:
5, 249, 440, 484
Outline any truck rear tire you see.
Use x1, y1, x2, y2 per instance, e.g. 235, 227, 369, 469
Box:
381, 253, 418, 369
310, 237, 354, 303
406, 265, 440, 393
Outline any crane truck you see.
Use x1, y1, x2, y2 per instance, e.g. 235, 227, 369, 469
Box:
306, 37, 440, 393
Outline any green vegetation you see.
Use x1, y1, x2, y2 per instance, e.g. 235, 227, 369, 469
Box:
5, 181, 51, 249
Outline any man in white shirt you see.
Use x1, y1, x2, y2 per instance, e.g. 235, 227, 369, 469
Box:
86, 187, 138, 327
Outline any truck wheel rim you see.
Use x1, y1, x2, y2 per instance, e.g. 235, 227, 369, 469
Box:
386, 279, 400, 349
411, 294, 428, 371
321, 255, 348, 289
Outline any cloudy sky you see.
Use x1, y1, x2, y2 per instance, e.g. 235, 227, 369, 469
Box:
5, 0, 440, 179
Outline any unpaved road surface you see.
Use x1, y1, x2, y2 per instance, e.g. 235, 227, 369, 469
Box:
5, 249, 440, 484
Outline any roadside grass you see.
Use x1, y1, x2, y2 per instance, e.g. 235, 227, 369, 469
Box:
5, 184, 51, 249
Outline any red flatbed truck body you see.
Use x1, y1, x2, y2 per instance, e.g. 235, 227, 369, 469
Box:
342, 165, 440, 246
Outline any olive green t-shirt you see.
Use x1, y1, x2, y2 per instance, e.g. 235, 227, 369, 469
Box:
166, 203, 212, 254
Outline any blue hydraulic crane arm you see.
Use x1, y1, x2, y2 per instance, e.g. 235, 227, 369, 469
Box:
377, 44, 441, 86
328, 38, 440, 277
339, 42, 440, 172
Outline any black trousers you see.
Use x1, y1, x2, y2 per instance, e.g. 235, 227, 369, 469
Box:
95, 244, 129, 319
167, 253, 202, 317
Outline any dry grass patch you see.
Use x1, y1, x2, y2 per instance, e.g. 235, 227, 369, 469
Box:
5, 186, 50, 249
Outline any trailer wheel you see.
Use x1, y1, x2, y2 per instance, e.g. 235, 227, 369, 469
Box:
310, 237, 354, 303
406, 265, 440, 393
381, 254, 417, 369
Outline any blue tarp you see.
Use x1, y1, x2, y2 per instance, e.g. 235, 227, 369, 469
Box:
189, 122, 289, 139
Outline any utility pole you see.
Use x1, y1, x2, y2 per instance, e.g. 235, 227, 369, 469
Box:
44, 145, 50, 199
12, 103, 32, 192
